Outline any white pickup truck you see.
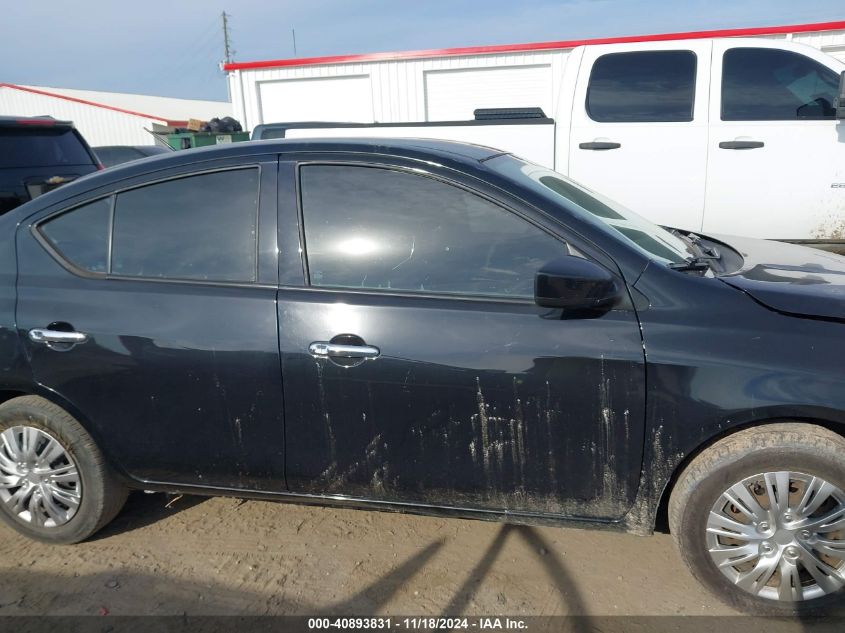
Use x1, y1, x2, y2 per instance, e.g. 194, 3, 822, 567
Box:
252, 38, 845, 250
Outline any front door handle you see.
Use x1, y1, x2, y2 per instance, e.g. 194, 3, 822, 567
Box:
309, 341, 380, 359
578, 141, 621, 150
719, 140, 764, 150
28, 328, 88, 345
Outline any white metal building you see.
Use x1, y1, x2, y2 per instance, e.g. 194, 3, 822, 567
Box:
0, 84, 232, 146
225, 20, 845, 132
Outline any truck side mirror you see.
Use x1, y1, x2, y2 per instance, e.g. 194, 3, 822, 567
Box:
838, 71, 845, 120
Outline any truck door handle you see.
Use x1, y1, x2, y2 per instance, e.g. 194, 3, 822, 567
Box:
28, 328, 88, 345
309, 341, 380, 359
578, 141, 621, 150
719, 140, 764, 150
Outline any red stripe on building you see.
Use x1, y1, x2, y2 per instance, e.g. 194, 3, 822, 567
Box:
223, 19, 845, 71
0, 83, 188, 127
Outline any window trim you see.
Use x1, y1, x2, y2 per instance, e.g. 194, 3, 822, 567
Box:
33, 165, 264, 287
295, 160, 572, 303
585, 49, 698, 124
719, 46, 840, 122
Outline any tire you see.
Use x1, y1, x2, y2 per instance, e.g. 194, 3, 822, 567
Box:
669, 422, 845, 615
0, 395, 127, 544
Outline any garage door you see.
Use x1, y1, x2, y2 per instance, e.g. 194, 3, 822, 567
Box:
258, 75, 374, 123
424, 65, 552, 121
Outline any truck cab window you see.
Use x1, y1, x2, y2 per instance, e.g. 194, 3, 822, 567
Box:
721, 48, 840, 121
586, 50, 697, 122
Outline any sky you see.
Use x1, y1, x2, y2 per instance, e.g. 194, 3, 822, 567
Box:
1, 0, 843, 102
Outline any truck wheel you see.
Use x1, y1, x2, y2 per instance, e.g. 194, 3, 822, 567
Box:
669, 422, 845, 615
0, 395, 127, 544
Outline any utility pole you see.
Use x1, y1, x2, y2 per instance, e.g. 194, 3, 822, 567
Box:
222, 11, 234, 65
221, 11, 235, 102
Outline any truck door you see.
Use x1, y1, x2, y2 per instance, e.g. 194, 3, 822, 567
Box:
703, 41, 845, 242
568, 41, 711, 232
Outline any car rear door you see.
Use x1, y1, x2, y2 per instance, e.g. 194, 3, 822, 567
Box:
15, 155, 286, 490
567, 40, 711, 231
277, 156, 646, 519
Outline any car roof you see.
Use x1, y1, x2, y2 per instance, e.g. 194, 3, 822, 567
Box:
95, 137, 501, 177
11, 137, 506, 217
205, 137, 501, 162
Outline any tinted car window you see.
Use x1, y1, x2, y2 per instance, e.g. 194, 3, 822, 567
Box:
587, 51, 697, 122
0, 128, 94, 168
111, 168, 259, 282
301, 165, 566, 298
138, 146, 171, 158
259, 128, 286, 140
95, 147, 145, 167
39, 198, 111, 273
95, 146, 171, 167
721, 48, 840, 121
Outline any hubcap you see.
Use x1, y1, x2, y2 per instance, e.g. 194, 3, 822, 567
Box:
0, 426, 81, 528
707, 471, 845, 602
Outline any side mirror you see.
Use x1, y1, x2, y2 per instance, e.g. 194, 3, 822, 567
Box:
838, 71, 845, 120
534, 255, 622, 311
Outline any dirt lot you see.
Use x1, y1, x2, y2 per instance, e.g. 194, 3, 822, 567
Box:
0, 491, 739, 617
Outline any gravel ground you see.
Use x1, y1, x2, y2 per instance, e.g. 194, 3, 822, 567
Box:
0, 491, 739, 617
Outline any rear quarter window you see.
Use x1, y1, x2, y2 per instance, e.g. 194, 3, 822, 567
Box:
38, 198, 111, 273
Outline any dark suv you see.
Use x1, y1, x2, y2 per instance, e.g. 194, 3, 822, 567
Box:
0, 116, 100, 214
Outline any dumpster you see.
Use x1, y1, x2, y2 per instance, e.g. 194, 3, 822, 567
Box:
166, 131, 249, 151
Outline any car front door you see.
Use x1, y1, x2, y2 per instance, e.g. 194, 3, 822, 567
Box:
15, 157, 286, 490
278, 158, 646, 519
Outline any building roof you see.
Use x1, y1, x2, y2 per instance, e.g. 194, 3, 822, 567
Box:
223, 19, 845, 71
0, 83, 231, 127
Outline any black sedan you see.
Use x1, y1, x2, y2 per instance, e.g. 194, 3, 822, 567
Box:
0, 138, 842, 615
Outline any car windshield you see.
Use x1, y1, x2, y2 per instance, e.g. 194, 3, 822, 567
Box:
486, 155, 694, 265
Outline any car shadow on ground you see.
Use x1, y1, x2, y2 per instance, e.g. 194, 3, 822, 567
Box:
0, 523, 590, 624
87, 494, 587, 621
7, 493, 839, 628
0, 499, 837, 631
89, 492, 209, 542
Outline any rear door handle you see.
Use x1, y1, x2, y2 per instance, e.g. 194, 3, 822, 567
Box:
719, 140, 764, 150
28, 328, 88, 345
309, 342, 380, 359
578, 141, 621, 150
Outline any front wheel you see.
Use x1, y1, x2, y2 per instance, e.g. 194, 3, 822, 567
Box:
0, 395, 127, 544
669, 423, 845, 615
